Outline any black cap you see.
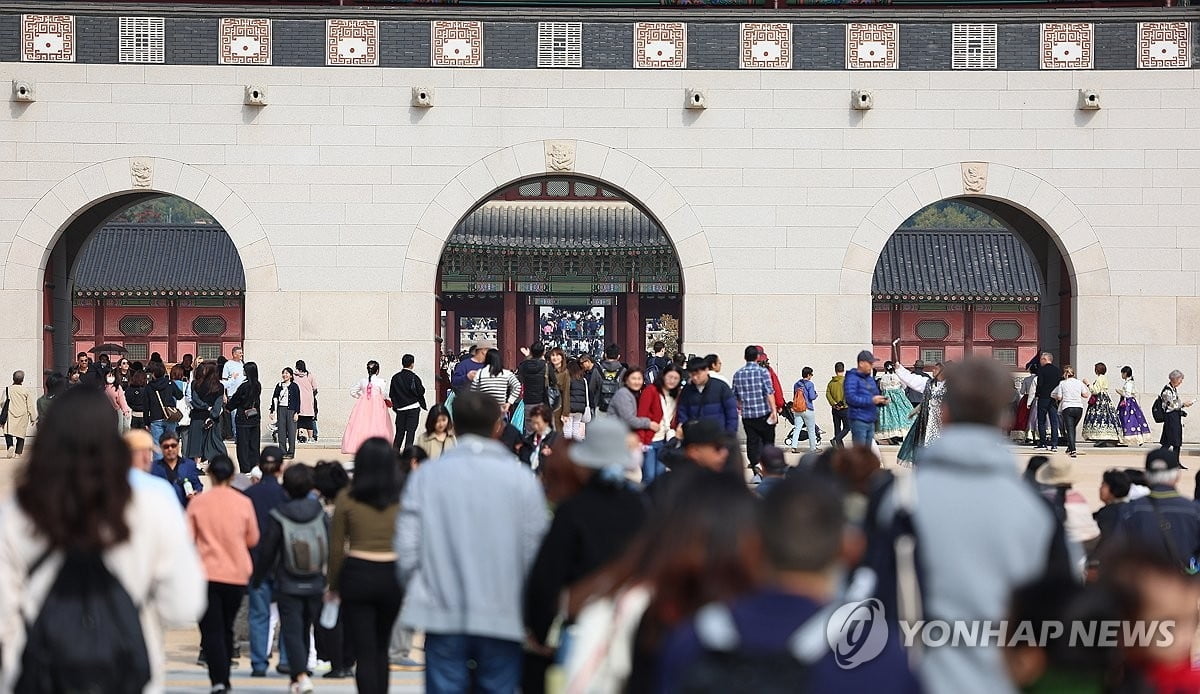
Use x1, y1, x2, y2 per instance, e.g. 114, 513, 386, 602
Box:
1146, 447, 1182, 473
259, 445, 285, 465
686, 357, 710, 373
683, 419, 725, 446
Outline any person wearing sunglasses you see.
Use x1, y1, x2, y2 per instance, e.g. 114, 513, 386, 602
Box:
150, 431, 204, 508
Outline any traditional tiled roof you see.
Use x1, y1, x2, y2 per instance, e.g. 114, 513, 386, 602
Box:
872, 229, 1041, 302
73, 223, 244, 297
448, 201, 672, 251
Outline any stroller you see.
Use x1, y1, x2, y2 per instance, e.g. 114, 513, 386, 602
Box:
782, 401, 822, 448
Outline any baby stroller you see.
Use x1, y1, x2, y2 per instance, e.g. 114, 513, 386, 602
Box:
782, 398, 820, 449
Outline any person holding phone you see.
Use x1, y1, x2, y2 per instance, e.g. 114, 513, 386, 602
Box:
843, 350, 887, 446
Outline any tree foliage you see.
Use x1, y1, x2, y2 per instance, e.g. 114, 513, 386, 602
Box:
110, 196, 216, 224
900, 201, 1005, 230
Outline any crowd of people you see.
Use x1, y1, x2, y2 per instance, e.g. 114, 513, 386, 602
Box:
5, 337, 1200, 694
5, 351, 1200, 694
539, 308, 607, 360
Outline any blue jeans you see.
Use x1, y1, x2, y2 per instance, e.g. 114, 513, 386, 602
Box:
797, 409, 818, 451
642, 440, 667, 484
850, 419, 875, 446
247, 579, 288, 673
425, 633, 522, 694
148, 419, 177, 461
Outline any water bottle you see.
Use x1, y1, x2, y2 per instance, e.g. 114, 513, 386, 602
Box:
320, 599, 340, 629
182, 479, 194, 496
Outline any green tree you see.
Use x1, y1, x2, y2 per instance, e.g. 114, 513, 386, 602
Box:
900, 201, 1005, 230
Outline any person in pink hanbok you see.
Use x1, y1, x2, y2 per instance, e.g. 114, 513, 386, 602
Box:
341, 360, 395, 455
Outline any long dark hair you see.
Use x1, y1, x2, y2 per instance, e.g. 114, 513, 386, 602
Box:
655, 364, 683, 400
193, 362, 220, 394
16, 387, 132, 551
484, 348, 504, 378
349, 437, 403, 511
425, 404, 453, 436
366, 360, 380, 378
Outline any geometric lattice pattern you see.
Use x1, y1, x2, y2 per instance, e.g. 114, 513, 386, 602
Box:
119, 17, 164, 64
952, 23, 997, 70
846, 22, 898, 70
740, 23, 792, 70
21, 14, 74, 62
1040, 22, 1093, 70
1138, 22, 1191, 69
219, 17, 272, 65
119, 315, 154, 336
432, 21, 484, 68
327, 19, 378, 67
634, 22, 686, 69
538, 22, 582, 68
192, 316, 228, 336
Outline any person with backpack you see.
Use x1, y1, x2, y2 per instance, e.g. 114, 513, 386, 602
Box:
0, 386, 206, 693
870, 357, 1064, 694
1116, 448, 1200, 575
186, 454, 261, 694
645, 341, 671, 387
330, 437, 405, 694
656, 472, 920, 694
1156, 370, 1193, 455
790, 367, 820, 453
253, 463, 330, 694
596, 344, 627, 414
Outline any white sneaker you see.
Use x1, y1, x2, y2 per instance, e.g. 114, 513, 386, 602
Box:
297, 674, 315, 693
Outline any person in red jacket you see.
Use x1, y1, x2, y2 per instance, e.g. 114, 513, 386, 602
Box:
638, 364, 683, 483
755, 346, 786, 415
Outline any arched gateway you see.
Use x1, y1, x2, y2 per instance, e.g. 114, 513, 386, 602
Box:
436, 176, 683, 370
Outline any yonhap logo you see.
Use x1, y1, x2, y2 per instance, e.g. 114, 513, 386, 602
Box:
826, 599, 889, 669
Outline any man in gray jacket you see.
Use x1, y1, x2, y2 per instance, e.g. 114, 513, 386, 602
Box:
885, 357, 1059, 694
395, 391, 549, 692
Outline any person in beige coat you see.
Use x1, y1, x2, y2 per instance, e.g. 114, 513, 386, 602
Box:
2, 371, 35, 458
0, 387, 205, 693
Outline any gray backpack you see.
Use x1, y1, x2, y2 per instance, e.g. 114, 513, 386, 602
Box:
269, 509, 328, 577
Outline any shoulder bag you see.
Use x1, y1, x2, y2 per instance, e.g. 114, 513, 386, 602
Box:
0, 387, 9, 427
154, 388, 183, 423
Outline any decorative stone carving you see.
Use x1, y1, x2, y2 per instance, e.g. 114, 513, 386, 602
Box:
545, 141, 576, 172
131, 159, 153, 189
962, 162, 987, 194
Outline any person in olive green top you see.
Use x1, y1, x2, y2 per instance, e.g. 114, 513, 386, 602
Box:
328, 438, 403, 694
825, 362, 849, 448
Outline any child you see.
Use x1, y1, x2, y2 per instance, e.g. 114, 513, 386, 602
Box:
252, 464, 330, 693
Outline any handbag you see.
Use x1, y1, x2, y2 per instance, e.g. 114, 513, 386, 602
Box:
154, 388, 183, 423
582, 381, 593, 424
0, 387, 9, 427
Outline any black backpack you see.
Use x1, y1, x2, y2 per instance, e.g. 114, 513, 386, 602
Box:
597, 365, 624, 412
1152, 387, 1168, 424
16, 549, 151, 694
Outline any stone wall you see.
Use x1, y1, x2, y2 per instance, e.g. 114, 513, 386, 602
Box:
1, 38, 1199, 438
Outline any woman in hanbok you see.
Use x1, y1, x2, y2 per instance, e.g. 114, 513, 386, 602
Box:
1082, 362, 1123, 446
875, 361, 914, 443
1115, 365, 1152, 446
892, 341, 946, 467
1013, 365, 1037, 444
341, 360, 395, 455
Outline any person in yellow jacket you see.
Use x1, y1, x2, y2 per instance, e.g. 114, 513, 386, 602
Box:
825, 362, 849, 448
